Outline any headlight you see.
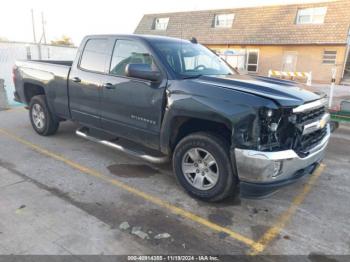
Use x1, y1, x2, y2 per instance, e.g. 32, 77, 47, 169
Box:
258, 108, 283, 150
270, 123, 278, 132
260, 107, 278, 119
266, 109, 273, 118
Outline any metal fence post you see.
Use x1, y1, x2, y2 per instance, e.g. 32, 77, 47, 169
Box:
306, 72, 312, 86
328, 67, 337, 108
0, 79, 9, 109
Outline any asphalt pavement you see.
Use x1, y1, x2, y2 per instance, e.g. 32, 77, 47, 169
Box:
0, 107, 349, 256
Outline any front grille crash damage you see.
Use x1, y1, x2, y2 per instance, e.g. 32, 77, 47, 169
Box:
234, 104, 327, 157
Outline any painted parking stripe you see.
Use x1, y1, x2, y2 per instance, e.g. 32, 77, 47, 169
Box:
0, 128, 263, 252
0, 106, 26, 112
0, 126, 325, 254
249, 163, 325, 255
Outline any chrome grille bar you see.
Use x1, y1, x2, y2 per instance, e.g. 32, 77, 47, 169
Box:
293, 98, 327, 113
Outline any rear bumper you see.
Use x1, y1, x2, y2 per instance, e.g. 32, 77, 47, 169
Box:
234, 124, 330, 197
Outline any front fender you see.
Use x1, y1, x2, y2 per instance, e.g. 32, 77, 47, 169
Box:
159, 89, 259, 155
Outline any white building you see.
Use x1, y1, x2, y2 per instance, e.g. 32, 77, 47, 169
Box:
0, 41, 77, 105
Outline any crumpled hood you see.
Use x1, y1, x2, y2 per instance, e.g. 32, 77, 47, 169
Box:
192, 74, 324, 107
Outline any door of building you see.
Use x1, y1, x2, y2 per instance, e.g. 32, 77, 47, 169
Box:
282, 51, 298, 72
246, 50, 259, 73
344, 49, 350, 79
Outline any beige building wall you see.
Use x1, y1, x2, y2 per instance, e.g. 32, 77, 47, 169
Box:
208, 44, 348, 84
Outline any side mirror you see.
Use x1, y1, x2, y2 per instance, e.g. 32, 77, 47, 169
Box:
125, 64, 161, 82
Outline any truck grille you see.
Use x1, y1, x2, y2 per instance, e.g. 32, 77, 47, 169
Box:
297, 127, 328, 157
296, 106, 325, 124
294, 104, 328, 157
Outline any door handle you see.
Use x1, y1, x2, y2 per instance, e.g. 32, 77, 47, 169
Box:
102, 83, 115, 89
72, 77, 81, 83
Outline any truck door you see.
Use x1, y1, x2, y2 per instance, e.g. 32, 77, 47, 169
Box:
68, 38, 113, 127
100, 38, 167, 149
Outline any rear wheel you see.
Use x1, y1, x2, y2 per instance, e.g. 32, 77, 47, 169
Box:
173, 132, 237, 202
29, 95, 59, 136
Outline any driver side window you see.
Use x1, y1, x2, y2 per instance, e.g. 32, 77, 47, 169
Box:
109, 40, 154, 76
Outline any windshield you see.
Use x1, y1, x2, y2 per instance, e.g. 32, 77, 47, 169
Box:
154, 42, 235, 78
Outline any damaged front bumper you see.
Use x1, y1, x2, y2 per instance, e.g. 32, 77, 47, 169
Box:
234, 124, 330, 198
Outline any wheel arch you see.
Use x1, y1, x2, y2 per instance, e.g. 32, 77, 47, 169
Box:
160, 112, 233, 155
23, 82, 46, 104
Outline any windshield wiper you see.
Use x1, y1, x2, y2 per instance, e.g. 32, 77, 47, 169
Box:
182, 74, 203, 79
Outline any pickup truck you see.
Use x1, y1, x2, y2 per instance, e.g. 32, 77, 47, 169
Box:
13, 34, 330, 201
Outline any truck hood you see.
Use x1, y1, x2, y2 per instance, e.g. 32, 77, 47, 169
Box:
192, 74, 324, 107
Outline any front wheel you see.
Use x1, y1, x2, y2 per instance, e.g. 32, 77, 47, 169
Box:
29, 95, 59, 136
173, 132, 237, 202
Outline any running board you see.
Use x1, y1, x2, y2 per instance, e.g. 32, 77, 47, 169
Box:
76, 129, 169, 164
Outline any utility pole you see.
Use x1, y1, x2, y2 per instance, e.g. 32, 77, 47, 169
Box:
31, 9, 42, 60
31, 9, 37, 43
41, 12, 47, 44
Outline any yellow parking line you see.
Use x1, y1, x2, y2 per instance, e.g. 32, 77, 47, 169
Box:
1, 107, 26, 112
0, 127, 326, 253
249, 163, 325, 255
0, 128, 263, 252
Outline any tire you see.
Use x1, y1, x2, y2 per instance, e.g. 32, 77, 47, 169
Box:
29, 95, 59, 136
173, 132, 237, 202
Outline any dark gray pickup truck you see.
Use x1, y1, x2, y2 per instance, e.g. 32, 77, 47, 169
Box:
13, 34, 330, 201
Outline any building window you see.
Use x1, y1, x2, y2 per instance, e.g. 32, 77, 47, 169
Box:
296, 7, 327, 24
214, 14, 235, 28
219, 49, 259, 72
322, 50, 337, 64
153, 17, 169, 30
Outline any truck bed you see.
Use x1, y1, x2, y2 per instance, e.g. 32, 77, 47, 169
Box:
14, 60, 73, 119
15, 60, 73, 69
28, 60, 73, 66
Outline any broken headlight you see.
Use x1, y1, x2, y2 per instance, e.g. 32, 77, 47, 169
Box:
233, 114, 257, 148
258, 108, 283, 151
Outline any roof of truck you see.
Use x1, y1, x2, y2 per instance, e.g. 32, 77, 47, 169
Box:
84, 34, 191, 44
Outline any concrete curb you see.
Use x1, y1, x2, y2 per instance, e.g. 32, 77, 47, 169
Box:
0, 79, 9, 110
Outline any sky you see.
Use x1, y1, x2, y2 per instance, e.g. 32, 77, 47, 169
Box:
0, 0, 331, 46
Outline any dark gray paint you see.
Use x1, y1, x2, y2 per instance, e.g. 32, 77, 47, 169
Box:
13, 34, 322, 154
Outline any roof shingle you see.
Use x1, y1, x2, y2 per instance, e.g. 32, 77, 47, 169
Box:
134, 0, 350, 45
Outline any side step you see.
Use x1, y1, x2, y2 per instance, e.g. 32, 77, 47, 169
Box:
76, 128, 169, 164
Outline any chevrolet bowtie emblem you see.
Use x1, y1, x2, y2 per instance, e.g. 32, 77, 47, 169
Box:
302, 113, 329, 135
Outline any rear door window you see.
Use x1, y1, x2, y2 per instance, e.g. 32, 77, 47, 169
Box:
80, 39, 109, 73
